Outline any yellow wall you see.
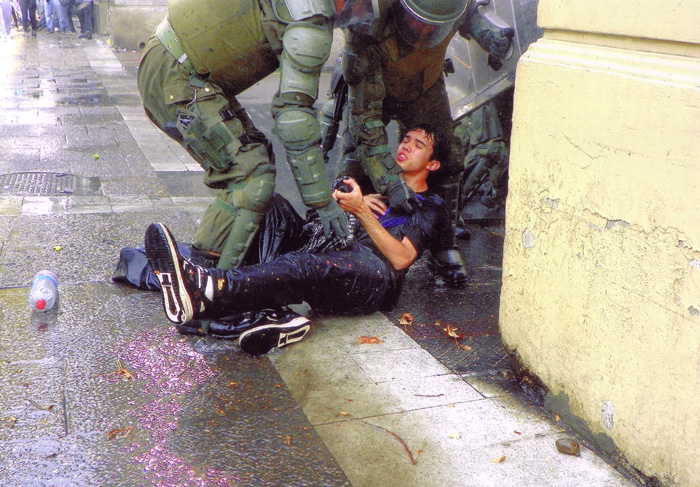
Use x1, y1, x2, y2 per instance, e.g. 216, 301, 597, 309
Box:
499, 1, 700, 485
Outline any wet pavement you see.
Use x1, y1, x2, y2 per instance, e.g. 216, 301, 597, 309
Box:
0, 29, 640, 486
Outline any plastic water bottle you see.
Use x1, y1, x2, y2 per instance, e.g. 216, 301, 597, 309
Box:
28, 271, 58, 311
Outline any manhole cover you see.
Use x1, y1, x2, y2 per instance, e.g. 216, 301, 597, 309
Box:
0, 172, 102, 196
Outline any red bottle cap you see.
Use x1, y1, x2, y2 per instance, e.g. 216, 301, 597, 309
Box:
36, 300, 46, 310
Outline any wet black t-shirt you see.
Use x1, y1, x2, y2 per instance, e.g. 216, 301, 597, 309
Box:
354, 191, 450, 265
352, 191, 449, 310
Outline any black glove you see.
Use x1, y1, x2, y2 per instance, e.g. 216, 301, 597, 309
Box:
316, 199, 349, 239
386, 178, 420, 213
488, 27, 515, 70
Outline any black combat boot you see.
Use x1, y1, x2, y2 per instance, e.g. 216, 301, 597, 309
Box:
431, 181, 468, 287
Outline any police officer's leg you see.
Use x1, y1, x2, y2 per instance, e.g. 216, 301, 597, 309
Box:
180, 94, 275, 270
138, 37, 274, 270
272, 19, 347, 239
394, 78, 468, 286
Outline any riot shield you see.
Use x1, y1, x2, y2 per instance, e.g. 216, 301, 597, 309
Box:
445, 0, 542, 121
447, 0, 543, 220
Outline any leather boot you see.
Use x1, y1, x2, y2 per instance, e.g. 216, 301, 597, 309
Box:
431, 180, 468, 287
430, 248, 468, 286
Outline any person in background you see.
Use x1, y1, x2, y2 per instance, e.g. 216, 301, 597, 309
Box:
0, 0, 12, 40
35, 0, 45, 30
18, 0, 36, 36
58, 0, 75, 34
74, 0, 92, 39
10, 0, 19, 30
43, 0, 56, 33
49, 0, 66, 32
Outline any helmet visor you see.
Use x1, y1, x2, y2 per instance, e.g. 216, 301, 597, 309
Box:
393, 2, 455, 49
335, 0, 378, 29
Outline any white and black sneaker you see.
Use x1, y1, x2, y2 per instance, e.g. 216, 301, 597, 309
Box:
238, 309, 311, 356
145, 222, 214, 325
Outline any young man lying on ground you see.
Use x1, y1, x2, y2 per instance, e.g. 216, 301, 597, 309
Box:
145, 124, 452, 355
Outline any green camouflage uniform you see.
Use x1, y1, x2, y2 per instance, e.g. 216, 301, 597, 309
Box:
338, 0, 512, 283
138, 0, 345, 269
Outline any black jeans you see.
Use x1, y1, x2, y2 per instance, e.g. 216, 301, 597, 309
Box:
209, 244, 396, 316
76, 0, 91, 34
206, 193, 400, 316
18, 0, 36, 31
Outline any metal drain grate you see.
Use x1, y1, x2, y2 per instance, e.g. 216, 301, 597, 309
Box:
0, 172, 101, 196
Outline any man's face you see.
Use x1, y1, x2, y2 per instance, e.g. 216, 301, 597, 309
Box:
396, 129, 437, 175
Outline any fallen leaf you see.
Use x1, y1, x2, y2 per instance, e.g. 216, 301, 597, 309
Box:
53, 246, 62, 251
449, 432, 461, 439
446, 403, 455, 408
215, 407, 225, 415
107, 426, 134, 440
445, 325, 464, 339
358, 336, 384, 344
398, 312, 414, 328
278, 435, 292, 446
274, 383, 284, 388
554, 414, 562, 422
113, 359, 135, 381
491, 455, 506, 463
444, 325, 466, 344
339, 411, 351, 417
95, 359, 135, 381
458, 344, 473, 351
228, 381, 240, 387
514, 430, 522, 435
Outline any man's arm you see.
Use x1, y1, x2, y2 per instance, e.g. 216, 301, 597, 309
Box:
335, 180, 418, 271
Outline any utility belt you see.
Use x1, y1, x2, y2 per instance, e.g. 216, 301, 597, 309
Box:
155, 17, 194, 73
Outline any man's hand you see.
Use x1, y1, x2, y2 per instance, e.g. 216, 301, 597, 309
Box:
363, 194, 388, 218
334, 184, 387, 218
316, 199, 349, 239
386, 177, 420, 213
334, 178, 369, 217
335, 179, 418, 271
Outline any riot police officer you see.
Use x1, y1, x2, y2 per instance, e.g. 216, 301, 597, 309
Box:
334, 0, 513, 286
138, 0, 347, 270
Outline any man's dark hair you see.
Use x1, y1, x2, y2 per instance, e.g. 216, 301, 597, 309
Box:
403, 123, 451, 166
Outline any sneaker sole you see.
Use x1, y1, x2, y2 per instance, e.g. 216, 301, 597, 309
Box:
145, 223, 194, 325
238, 318, 311, 356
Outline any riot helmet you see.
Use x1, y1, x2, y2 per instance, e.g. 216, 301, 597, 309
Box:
393, 0, 468, 49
